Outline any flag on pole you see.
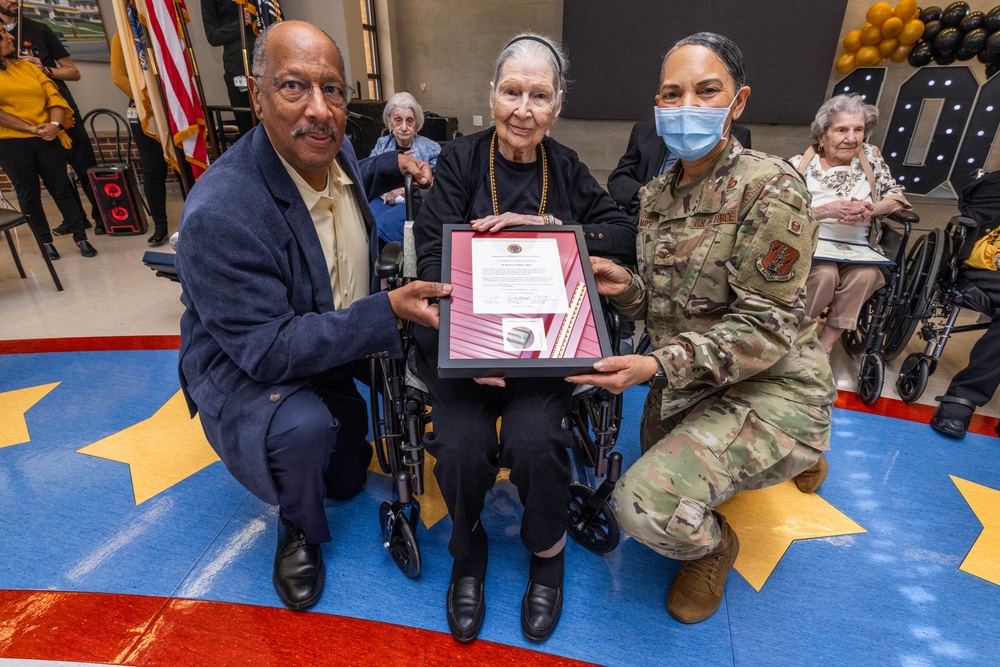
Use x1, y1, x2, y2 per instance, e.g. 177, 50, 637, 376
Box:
234, 0, 283, 35
136, 0, 209, 178
110, 0, 179, 174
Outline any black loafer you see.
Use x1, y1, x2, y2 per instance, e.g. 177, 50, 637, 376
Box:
147, 232, 168, 246
43, 243, 59, 261
447, 574, 485, 643
273, 518, 325, 610
78, 240, 97, 257
521, 581, 563, 643
930, 395, 975, 439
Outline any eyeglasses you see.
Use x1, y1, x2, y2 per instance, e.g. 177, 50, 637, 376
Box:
265, 76, 354, 108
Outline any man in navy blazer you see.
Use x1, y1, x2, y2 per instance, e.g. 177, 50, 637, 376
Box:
607, 118, 752, 216
175, 21, 449, 610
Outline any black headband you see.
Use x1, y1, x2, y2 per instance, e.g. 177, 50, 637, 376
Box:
504, 35, 563, 75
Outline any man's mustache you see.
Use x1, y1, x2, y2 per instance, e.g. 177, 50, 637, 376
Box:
292, 123, 338, 140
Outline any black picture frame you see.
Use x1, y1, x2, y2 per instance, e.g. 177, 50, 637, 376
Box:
438, 224, 613, 378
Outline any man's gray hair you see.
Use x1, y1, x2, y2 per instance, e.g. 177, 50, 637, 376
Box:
662, 32, 746, 91
810, 93, 879, 145
491, 32, 568, 98
251, 21, 344, 79
382, 92, 425, 131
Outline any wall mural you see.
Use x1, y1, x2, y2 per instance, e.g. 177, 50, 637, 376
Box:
21, 0, 112, 62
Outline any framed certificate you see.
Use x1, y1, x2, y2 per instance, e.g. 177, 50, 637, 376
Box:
438, 225, 614, 378
814, 239, 894, 266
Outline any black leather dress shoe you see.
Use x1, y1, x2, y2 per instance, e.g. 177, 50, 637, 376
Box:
521, 581, 563, 643
43, 243, 59, 260
930, 395, 975, 439
78, 240, 97, 257
446, 574, 485, 643
147, 232, 168, 247
272, 519, 325, 610
94, 222, 106, 235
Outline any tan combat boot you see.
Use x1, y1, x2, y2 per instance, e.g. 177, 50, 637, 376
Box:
666, 512, 739, 624
793, 452, 829, 493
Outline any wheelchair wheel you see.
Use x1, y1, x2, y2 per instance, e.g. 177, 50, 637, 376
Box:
896, 353, 935, 403
379, 501, 421, 578
857, 351, 885, 406
882, 229, 943, 361
567, 483, 620, 554
842, 293, 877, 356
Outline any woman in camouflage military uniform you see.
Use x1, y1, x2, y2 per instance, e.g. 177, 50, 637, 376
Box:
568, 33, 837, 625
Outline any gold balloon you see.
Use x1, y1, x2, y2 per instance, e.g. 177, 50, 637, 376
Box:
890, 42, 914, 62
844, 29, 863, 52
897, 18, 925, 45
882, 16, 904, 37
867, 2, 894, 25
893, 0, 917, 20
861, 23, 884, 45
856, 45, 882, 65
879, 36, 900, 56
836, 52, 858, 74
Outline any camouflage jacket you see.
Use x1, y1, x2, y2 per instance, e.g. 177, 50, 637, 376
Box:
611, 139, 837, 448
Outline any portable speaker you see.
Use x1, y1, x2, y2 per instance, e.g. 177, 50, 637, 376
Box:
87, 165, 148, 235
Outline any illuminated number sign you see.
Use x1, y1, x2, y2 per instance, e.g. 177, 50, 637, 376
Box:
833, 67, 1000, 196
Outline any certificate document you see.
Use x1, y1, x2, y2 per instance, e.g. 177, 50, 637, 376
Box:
814, 239, 894, 265
471, 238, 570, 314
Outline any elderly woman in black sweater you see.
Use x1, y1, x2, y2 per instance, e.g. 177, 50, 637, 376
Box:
413, 32, 635, 645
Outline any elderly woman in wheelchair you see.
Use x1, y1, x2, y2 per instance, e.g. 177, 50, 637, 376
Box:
792, 93, 911, 355
410, 33, 635, 644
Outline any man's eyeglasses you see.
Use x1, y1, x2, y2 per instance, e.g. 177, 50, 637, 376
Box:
265, 76, 354, 108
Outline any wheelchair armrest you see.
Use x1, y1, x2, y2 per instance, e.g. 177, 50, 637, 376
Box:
887, 210, 919, 225
376, 241, 404, 279
953, 215, 981, 229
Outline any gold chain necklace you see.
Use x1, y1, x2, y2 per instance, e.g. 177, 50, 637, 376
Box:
489, 130, 547, 217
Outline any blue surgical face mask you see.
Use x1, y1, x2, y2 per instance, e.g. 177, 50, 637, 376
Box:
653, 95, 738, 162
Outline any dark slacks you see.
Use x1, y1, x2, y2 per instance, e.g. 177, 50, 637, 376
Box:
0, 137, 89, 243
415, 327, 575, 560
65, 121, 100, 224
946, 268, 1000, 406
224, 72, 253, 137
263, 375, 373, 544
128, 116, 170, 234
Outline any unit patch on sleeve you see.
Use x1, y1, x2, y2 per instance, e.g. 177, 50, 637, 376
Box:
755, 240, 799, 282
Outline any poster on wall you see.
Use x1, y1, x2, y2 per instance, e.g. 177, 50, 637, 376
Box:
22, 0, 111, 62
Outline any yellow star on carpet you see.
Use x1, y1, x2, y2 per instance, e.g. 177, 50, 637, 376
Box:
0, 382, 59, 448
952, 475, 1000, 586
78, 390, 219, 504
719, 480, 867, 591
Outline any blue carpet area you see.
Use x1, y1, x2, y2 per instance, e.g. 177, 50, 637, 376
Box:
1, 350, 998, 666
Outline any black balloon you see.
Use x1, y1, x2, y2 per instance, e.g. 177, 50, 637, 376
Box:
942, 1, 971, 27
961, 27, 988, 52
984, 6, 1000, 32
935, 48, 958, 64
987, 59, 1000, 77
988, 29, 1000, 53
910, 40, 934, 66
959, 11, 984, 32
978, 47, 1000, 62
934, 26, 963, 50
956, 47, 977, 60
921, 5, 943, 22
924, 19, 944, 41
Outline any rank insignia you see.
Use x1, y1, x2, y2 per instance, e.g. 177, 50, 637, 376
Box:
756, 240, 799, 282
788, 219, 802, 235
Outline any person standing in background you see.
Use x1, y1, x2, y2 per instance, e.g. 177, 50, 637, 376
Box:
201, 0, 256, 136
0, 0, 103, 235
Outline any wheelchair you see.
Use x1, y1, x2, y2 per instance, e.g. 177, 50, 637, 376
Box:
369, 176, 626, 577
889, 170, 1000, 403
836, 209, 936, 405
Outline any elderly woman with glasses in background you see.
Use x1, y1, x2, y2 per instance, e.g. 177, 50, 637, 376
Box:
368, 91, 440, 243
413, 32, 636, 645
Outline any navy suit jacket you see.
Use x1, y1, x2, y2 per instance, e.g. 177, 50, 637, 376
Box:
607, 119, 752, 215
176, 126, 405, 504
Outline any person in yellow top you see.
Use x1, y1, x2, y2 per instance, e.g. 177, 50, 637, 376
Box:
110, 32, 171, 246
0, 24, 96, 258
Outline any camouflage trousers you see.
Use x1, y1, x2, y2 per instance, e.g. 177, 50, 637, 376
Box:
612, 390, 827, 560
